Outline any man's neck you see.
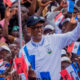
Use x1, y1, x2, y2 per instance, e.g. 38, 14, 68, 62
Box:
32, 37, 42, 43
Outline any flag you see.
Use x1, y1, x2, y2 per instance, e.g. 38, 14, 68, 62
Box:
60, 69, 71, 80
18, 45, 35, 79
3, 0, 16, 7
54, 12, 64, 26
14, 54, 29, 80
13, 57, 23, 74
67, 42, 80, 55
0, 59, 3, 66
67, 0, 75, 13
21, 54, 28, 80
60, 64, 79, 80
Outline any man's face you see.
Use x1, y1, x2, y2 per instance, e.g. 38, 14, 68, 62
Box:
0, 50, 11, 61
62, 22, 69, 33
9, 45, 19, 57
21, 7, 29, 22
31, 22, 44, 41
61, 61, 70, 70
11, 31, 19, 37
22, 25, 31, 42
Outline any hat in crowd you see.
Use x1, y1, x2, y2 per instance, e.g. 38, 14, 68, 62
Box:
44, 25, 55, 31
61, 49, 67, 57
61, 49, 71, 63
12, 26, 19, 31
0, 41, 11, 53
26, 15, 45, 27
61, 56, 72, 63
59, 18, 70, 29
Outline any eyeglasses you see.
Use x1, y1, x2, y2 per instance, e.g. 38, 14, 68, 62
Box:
32, 25, 44, 30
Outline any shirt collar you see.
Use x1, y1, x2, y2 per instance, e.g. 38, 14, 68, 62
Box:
31, 36, 44, 47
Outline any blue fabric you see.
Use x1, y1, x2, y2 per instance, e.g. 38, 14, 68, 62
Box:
29, 55, 35, 70
0, 70, 4, 73
75, 16, 78, 20
40, 72, 51, 80
24, 46, 35, 70
5, 64, 10, 67
67, 0, 75, 13
77, 44, 80, 55
71, 62, 79, 73
0, 78, 5, 80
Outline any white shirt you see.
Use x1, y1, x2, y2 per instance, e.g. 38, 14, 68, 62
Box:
19, 22, 80, 80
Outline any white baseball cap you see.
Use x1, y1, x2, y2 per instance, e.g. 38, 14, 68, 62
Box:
44, 25, 55, 31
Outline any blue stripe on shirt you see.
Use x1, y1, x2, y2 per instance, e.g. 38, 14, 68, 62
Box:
24, 46, 35, 70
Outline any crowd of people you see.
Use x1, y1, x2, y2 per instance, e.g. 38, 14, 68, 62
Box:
0, 0, 80, 80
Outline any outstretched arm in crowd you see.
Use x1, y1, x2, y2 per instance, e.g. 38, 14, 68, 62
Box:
64, 14, 77, 33
21, 0, 37, 16
28, 0, 37, 16
53, 0, 67, 11
3, 7, 16, 43
52, 13, 80, 49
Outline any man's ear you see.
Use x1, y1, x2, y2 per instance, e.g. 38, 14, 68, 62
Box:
27, 27, 31, 33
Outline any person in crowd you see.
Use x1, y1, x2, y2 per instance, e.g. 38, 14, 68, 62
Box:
19, 13, 80, 80
43, 24, 55, 35
9, 43, 20, 58
61, 49, 72, 70
0, 41, 21, 80
0, 0, 80, 80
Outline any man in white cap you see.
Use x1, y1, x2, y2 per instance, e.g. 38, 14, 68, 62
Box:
43, 24, 55, 35
19, 14, 80, 80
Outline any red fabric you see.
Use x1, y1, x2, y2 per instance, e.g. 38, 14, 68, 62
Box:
60, 69, 72, 80
14, 55, 28, 80
0, 37, 6, 42
22, 54, 28, 80
14, 57, 23, 74
67, 42, 74, 53
3, 0, 13, 7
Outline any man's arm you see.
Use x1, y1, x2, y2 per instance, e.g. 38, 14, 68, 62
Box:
52, 13, 80, 49
3, 7, 16, 43
53, 22, 80, 49
53, 0, 67, 11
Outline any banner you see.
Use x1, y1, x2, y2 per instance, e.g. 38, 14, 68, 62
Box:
67, 42, 80, 55
60, 63, 79, 80
54, 12, 64, 26
14, 55, 28, 80
14, 57, 23, 74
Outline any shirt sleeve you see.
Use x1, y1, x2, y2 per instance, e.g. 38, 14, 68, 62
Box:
52, 22, 80, 49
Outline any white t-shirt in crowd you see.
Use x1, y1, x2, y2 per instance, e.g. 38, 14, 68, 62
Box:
19, 22, 80, 80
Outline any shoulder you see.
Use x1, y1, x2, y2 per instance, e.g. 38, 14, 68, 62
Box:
21, 40, 35, 52
19, 41, 33, 57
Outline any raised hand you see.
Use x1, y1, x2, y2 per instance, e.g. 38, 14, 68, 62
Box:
40, 0, 52, 7
60, 0, 67, 8
5, 7, 11, 20
28, 66, 36, 80
70, 13, 77, 24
